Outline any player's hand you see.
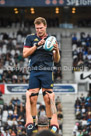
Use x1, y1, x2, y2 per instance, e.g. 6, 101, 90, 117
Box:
53, 42, 59, 52
26, 90, 38, 99
38, 39, 45, 46
26, 91, 32, 98
46, 92, 55, 101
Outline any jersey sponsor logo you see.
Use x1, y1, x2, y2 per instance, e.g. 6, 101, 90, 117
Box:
27, 124, 33, 130
34, 38, 39, 41
51, 126, 57, 133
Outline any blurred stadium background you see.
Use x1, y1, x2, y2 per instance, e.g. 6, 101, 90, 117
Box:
0, 0, 91, 136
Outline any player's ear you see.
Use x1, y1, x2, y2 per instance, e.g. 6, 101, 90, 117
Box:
45, 24, 47, 28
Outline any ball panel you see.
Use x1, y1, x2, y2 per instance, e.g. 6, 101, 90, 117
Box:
43, 36, 56, 51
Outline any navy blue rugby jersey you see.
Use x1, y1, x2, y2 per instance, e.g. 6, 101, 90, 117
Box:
24, 33, 54, 71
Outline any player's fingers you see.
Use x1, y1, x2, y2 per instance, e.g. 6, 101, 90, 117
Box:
53, 46, 57, 49
53, 44, 58, 50
26, 91, 32, 97
39, 40, 45, 45
53, 45, 56, 48
46, 92, 54, 97
53, 43, 57, 46
54, 43, 58, 46
46, 92, 50, 96
46, 92, 51, 98
41, 39, 45, 44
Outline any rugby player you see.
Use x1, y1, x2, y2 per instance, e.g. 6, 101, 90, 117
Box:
23, 17, 60, 120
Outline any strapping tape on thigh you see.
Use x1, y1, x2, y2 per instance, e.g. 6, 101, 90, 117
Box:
30, 93, 39, 97
43, 90, 52, 96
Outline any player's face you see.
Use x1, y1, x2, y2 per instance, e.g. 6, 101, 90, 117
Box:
35, 23, 47, 37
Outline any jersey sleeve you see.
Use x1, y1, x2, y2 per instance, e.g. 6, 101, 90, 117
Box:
26, 123, 37, 136
26, 123, 34, 136
24, 35, 32, 48
50, 125, 59, 134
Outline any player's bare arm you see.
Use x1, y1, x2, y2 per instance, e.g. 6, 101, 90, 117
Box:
53, 42, 60, 63
26, 91, 33, 126
23, 39, 45, 58
46, 92, 59, 127
23, 46, 37, 58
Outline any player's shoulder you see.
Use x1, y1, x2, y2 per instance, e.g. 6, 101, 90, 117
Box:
26, 33, 35, 38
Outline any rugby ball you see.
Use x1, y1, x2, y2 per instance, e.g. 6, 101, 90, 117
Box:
43, 36, 56, 51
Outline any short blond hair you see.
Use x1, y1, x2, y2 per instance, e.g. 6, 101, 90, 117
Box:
34, 17, 47, 26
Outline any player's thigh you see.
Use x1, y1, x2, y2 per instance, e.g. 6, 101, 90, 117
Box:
41, 71, 54, 89
42, 88, 53, 92
28, 71, 41, 89
28, 88, 40, 93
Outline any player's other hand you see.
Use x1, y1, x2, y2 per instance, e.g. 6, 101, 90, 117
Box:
26, 91, 32, 98
53, 42, 59, 52
38, 39, 45, 46
46, 92, 55, 101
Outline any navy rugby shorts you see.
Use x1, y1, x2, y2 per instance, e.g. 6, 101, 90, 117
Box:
28, 70, 54, 89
